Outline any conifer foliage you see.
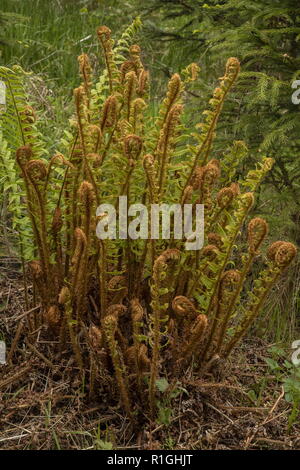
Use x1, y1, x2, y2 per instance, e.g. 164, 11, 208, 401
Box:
144, 0, 300, 242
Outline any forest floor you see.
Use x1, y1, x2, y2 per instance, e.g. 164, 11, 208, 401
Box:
0, 264, 300, 451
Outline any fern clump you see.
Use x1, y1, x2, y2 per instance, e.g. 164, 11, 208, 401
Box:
0, 23, 297, 421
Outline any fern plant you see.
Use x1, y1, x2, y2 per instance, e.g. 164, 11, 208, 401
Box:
142, 0, 300, 246
0, 23, 297, 422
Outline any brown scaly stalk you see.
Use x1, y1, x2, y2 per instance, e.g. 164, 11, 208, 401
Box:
73, 86, 99, 221
74, 86, 100, 203
59, 286, 83, 371
213, 218, 269, 356
123, 71, 138, 122
63, 135, 81, 277
74, 181, 95, 319
180, 314, 208, 367
16, 148, 50, 292
173, 160, 220, 295
87, 326, 103, 397
203, 269, 241, 362
157, 104, 183, 200
74, 86, 89, 157
79, 181, 95, 242
51, 206, 63, 286
132, 154, 158, 295
130, 298, 144, 395
183, 181, 239, 300
99, 95, 124, 165
98, 239, 108, 320
149, 249, 180, 417
182, 57, 240, 197
86, 126, 102, 155
155, 73, 182, 143
43, 152, 74, 198
25, 160, 53, 296
27, 261, 47, 319
209, 193, 254, 300
200, 192, 255, 361
70, 228, 87, 304
69, 146, 84, 255
119, 134, 143, 294
100, 95, 117, 133
119, 134, 143, 197
222, 241, 297, 359
144, 152, 159, 264
194, 160, 220, 271
103, 314, 132, 419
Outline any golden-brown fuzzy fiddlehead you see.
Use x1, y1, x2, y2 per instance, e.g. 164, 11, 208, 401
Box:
172, 296, 198, 319
156, 73, 182, 130
138, 70, 149, 97
123, 70, 138, 122
143, 154, 158, 204
247, 217, 269, 254
183, 58, 240, 195
25, 159, 52, 289
180, 314, 208, 364
97, 26, 118, 93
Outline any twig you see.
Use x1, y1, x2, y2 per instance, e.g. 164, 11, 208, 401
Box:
0, 433, 31, 443
14, 305, 41, 322
244, 386, 285, 449
205, 401, 234, 424
0, 364, 32, 390
7, 319, 24, 363
25, 340, 56, 370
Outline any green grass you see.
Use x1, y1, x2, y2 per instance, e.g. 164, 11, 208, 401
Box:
0, 0, 139, 154
0, 0, 204, 103
0, 0, 135, 92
